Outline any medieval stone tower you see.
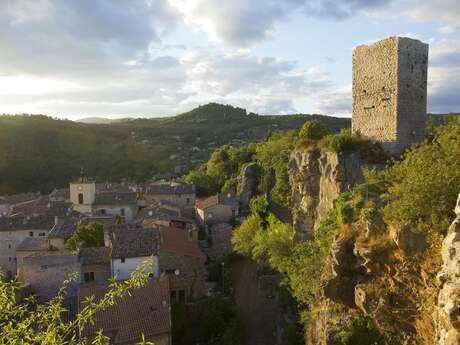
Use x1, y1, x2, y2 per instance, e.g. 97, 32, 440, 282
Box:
352, 36, 428, 155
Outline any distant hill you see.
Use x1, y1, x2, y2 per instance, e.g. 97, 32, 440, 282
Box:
76, 117, 125, 124
0, 103, 456, 195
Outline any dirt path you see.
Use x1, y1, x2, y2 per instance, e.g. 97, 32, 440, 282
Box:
231, 258, 280, 345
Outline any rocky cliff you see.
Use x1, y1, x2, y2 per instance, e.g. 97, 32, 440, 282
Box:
289, 147, 378, 240
288, 146, 457, 344
435, 194, 460, 345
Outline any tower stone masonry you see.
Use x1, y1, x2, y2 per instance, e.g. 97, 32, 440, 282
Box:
352, 36, 429, 155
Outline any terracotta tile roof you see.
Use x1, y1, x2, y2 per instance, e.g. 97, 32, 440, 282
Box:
109, 226, 159, 259
47, 212, 83, 239
78, 247, 111, 265
80, 216, 117, 229
196, 195, 218, 210
94, 191, 137, 206
9, 196, 50, 216
160, 226, 205, 259
147, 181, 195, 195
0, 214, 55, 231
196, 192, 238, 210
0, 192, 41, 205
78, 278, 171, 344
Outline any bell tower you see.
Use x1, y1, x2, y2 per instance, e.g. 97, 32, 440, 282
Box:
70, 169, 96, 213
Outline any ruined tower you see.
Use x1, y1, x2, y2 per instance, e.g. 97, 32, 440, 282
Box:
352, 36, 428, 155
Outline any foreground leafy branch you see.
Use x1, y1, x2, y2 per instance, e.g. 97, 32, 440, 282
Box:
0, 258, 155, 345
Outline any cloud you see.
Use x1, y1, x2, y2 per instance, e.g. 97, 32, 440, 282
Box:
313, 84, 352, 116
168, 0, 393, 46
427, 38, 460, 113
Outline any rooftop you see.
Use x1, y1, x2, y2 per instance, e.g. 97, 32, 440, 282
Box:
160, 226, 205, 259
94, 191, 137, 206
78, 247, 111, 266
78, 278, 171, 344
109, 225, 159, 259
0, 214, 55, 231
147, 181, 195, 195
196, 192, 238, 210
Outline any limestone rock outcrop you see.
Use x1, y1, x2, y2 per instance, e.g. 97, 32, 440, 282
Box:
289, 148, 372, 240
237, 162, 260, 215
435, 194, 460, 345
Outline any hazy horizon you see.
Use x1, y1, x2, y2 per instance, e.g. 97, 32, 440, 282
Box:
1, 1, 459, 119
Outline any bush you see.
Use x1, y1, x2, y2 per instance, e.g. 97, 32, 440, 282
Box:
383, 117, 460, 235
298, 120, 329, 141
319, 129, 368, 153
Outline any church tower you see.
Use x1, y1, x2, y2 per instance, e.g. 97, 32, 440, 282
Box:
70, 171, 96, 213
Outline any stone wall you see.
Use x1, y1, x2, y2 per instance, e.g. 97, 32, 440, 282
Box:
158, 251, 206, 301
352, 36, 428, 155
23, 252, 81, 303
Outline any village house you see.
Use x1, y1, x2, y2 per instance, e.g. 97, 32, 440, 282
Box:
0, 214, 54, 279
144, 180, 196, 212
78, 277, 172, 345
195, 192, 239, 227
22, 250, 81, 303
134, 201, 198, 234
79, 247, 111, 284
158, 226, 207, 302
70, 177, 139, 222
106, 225, 160, 280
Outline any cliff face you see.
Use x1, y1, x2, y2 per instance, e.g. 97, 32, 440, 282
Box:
288, 147, 457, 344
289, 148, 372, 240
435, 194, 460, 345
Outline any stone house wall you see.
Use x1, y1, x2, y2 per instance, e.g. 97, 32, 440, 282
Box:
22, 253, 81, 303
158, 251, 206, 301
0, 228, 48, 277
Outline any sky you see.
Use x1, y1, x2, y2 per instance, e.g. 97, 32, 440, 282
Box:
0, 0, 459, 120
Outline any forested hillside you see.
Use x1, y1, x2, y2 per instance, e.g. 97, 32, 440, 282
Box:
0, 103, 350, 195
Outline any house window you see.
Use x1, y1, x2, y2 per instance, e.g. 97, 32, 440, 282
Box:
120, 208, 125, 217
99, 209, 106, 215
78, 193, 84, 204
170, 290, 177, 302
38, 232, 46, 237
8, 244, 11, 249
179, 290, 186, 303
231, 209, 236, 217
186, 198, 190, 205
29, 232, 34, 237
165, 269, 176, 275
84, 272, 95, 282
121, 257, 125, 263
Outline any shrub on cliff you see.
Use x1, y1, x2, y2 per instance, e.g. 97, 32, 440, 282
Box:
383, 116, 460, 235
299, 120, 329, 141
319, 128, 368, 153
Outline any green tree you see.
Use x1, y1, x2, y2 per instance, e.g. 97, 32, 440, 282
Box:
66, 223, 105, 250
